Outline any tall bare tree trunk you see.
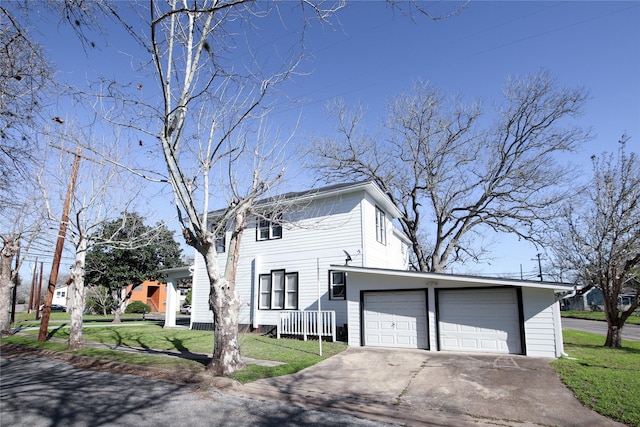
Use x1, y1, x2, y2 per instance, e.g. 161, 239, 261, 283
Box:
68, 236, 87, 350
0, 236, 19, 335
204, 244, 244, 375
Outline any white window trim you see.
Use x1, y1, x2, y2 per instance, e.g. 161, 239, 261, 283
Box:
329, 271, 346, 300
375, 206, 386, 245
215, 232, 226, 253
257, 216, 283, 241
258, 270, 298, 310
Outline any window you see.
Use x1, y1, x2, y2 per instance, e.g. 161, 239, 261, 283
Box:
215, 232, 226, 253
375, 206, 386, 245
257, 215, 282, 241
258, 270, 298, 310
329, 271, 346, 300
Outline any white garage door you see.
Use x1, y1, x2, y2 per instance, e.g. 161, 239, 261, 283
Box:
438, 288, 522, 354
363, 291, 428, 349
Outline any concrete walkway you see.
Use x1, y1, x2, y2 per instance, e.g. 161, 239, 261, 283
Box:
6, 321, 628, 426
232, 347, 625, 427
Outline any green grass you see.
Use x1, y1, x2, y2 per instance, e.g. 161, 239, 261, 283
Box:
561, 310, 640, 325
11, 312, 154, 328
553, 330, 640, 426
2, 324, 346, 384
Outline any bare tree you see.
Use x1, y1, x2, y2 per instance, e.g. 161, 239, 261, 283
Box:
59, 0, 346, 376
0, 6, 52, 204
38, 125, 156, 349
85, 285, 111, 316
550, 136, 639, 348
0, 7, 55, 334
40, 0, 462, 375
311, 71, 590, 272
0, 189, 47, 334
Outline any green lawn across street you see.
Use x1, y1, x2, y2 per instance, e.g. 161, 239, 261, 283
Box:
561, 310, 640, 325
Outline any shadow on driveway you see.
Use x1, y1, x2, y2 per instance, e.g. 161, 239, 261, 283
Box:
235, 347, 624, 427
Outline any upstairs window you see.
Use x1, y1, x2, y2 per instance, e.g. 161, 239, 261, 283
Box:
257, 215, 282, 241
259, 270, 298, 310
215, 232, 226, 253
210, 222, 227, 253
375, 206, 386, 245
329, 271, 346, 300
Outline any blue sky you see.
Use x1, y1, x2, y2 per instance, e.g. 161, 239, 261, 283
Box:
22, 1, 640, 279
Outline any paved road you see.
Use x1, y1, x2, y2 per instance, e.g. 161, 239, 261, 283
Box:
562, 317, 640, 341
0, 355, 393, 427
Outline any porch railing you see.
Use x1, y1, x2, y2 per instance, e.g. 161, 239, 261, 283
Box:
277, 310, 336, 342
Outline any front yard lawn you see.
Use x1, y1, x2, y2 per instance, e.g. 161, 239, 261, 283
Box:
553, 330, 640, 426
2, 324, 345, 383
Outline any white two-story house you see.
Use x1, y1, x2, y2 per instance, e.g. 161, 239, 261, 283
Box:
188, 180, 410, 337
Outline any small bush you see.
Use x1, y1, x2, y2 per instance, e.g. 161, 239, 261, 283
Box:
125, 301, 151, 314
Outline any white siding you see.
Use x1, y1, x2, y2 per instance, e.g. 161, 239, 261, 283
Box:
345, 269, 565, 357
191, 186, 409, 330
522, 287, 559, 357
361, 194, 408, 269
191, 252, 214, 326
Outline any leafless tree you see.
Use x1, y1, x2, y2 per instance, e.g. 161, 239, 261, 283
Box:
85, 285, 110, 316
0, 188, 47, 334
39, 131, 155, 349
550, 136, 639, 348
0, 6, 53, 205
0, 7, 55, 334
40, 0, 463, 375
311, 72, 590, 272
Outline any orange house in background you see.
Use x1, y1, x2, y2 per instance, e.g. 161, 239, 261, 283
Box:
127, 280, 167, 313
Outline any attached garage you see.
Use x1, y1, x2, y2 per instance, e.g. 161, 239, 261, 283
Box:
362, 290, 428, 349
438, 288, 522, 354
341, 266, 570, 358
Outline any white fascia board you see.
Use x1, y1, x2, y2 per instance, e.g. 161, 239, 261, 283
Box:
245, 181, 403, 219
158, 265, 193, 276
331, 265, 574, 291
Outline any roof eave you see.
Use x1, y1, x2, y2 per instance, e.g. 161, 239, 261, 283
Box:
331, 265, 574, 290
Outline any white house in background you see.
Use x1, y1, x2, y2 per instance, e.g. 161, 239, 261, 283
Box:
52, 285, 68, 307
186, 180, 411, 338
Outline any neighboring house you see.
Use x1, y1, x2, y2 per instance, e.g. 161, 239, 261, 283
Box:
164, 180, 571, 358
127, 280, 167, 312
176, 181, 411, 337
52, 285, 68, 307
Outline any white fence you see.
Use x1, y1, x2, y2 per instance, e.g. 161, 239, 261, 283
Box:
277, 310, 336, 342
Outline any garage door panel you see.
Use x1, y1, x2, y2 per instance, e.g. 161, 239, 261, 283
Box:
439, 289, 522, 355
363, 291, 428, 349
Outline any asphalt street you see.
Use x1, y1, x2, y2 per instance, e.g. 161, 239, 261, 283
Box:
0, 355, 394, 427
562, 317, 640, 341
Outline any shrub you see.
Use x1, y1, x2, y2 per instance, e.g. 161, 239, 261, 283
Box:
125, 301, 151, 314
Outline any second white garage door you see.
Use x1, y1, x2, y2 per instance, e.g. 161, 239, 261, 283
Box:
363, 291, 428, 349
438, 288, 522, 354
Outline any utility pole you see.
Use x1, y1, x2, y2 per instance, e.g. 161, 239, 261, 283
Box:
532, 253, 543, 282
10, 247, 20, 323
35, 262, 43, 319
28, 258, 38, 313
38, 146, 82, 342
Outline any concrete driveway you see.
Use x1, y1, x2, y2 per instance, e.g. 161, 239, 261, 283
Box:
234, 347, 624, 427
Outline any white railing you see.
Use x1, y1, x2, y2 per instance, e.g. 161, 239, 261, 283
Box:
277, 310, 336, 342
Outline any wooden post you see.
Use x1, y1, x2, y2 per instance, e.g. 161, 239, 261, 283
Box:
38, 147, 81, 341
35, 262, 43, 319
10, 247, 20, 323
28, 257, 38, 313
